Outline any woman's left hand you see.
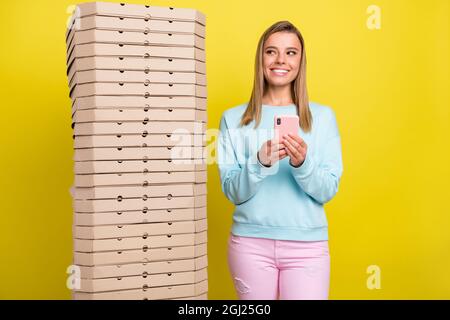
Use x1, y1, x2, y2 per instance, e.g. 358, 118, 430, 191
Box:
282, 133, 308, 167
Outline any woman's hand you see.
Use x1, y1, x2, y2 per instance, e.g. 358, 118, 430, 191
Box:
258, 138, 287, 167
282, 133, 307, 167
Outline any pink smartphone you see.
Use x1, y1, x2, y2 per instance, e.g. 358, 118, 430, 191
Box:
274, 115, 300, 146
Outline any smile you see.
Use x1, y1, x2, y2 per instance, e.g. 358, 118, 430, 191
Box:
270, 69, 289, 76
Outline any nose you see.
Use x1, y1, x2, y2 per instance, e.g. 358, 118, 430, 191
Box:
275, 52, 286, 65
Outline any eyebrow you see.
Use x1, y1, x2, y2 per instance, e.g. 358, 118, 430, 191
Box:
264, 46, 300, 51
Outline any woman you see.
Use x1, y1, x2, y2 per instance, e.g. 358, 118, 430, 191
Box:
217, 21, 343, 300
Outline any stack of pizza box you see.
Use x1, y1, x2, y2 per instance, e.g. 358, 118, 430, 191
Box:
65, 1, 208, 300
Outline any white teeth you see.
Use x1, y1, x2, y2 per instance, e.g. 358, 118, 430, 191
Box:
272, 69, 288, 73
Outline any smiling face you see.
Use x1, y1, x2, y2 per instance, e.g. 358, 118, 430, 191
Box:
262, 31, 302, 88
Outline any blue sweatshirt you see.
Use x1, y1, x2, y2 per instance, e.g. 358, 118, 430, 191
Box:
217, 102, 343, 241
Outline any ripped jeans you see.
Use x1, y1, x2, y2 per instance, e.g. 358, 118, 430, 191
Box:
227, 233, 330, 300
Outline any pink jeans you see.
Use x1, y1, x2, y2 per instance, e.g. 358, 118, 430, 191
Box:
227, 233, 330, 300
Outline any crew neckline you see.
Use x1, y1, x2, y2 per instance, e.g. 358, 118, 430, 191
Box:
262, 103, 296, 108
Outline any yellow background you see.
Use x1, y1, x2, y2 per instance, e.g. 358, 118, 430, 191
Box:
0, 0, 448, 299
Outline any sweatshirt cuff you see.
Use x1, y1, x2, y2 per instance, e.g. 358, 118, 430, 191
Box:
247, 152, 278, 177
289, 151, 315, 179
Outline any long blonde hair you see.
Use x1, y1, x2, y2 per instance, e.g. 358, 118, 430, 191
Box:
240, 21, 312, 132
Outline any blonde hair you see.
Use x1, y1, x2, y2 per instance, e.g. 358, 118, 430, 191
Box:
240, 21, 312, 132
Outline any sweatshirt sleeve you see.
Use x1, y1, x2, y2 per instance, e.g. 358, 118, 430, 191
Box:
289, 108, 343, 204
217, 114, 278, 205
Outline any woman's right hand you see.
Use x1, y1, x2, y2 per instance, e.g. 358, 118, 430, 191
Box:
257, 138, 287, 167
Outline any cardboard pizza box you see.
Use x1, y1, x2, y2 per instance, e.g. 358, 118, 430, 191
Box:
67, 14, 205, 37
67, 56, 206, 84
73, 194, 207, 212
74, 133, 206, 149
73, 182, 206, 199
72, 96, 207, 111
77, 267, 207, 293
73, 242, 207, 266
73, 217, 207, 239
66, 2, 206, 31
73, 159, 206, 174
73, 121, 206, 135
66, 15, 205, 44
73, 145, 205, 162
66, 29, 204, 57
70, 82, 206, 99
74, 206, 207, 226
72, 278, 208, 300
66, 29, 204, 56
73, 146, 206, 162
77, 254, 207, 279
74, 230, 207, 252
67, 44, 205, 70
74, 170, 206, 188
69, 70, 206, 90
